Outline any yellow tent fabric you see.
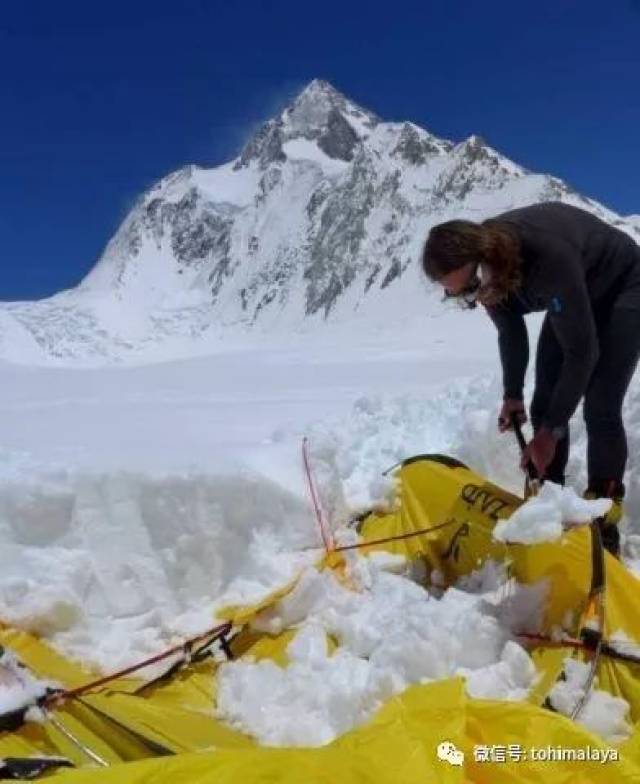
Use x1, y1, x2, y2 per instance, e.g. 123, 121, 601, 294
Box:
2, 453, 640, 780
358, 456, 640, 721
7, 680, 639, 783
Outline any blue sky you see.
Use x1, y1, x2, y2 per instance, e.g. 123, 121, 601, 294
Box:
2, 0, 639, 300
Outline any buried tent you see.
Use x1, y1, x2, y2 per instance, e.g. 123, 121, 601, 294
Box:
1, 455, 640, 781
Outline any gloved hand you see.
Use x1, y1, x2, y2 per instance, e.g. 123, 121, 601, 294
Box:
498, 398, 527, 432
521, 426, 558, 477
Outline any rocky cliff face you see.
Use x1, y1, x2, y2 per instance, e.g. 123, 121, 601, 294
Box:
2, 79, 638, 364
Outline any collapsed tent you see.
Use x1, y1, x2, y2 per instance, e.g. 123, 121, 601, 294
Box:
1, 454, 640, 781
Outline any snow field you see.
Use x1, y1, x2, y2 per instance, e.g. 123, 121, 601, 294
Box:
1, 331, 640, 745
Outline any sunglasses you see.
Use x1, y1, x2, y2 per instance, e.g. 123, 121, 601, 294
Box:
443, 270, 482, 309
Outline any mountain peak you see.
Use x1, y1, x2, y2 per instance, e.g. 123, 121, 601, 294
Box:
235, 79, 379, 170
282, 79, 379, 137
294, 78, 341, 102
288, 78, 367, 112
4, 76, 634, 364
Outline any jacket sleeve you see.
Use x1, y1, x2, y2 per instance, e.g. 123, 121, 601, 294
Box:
541, 253, 599, 430
485, 304, 529, 400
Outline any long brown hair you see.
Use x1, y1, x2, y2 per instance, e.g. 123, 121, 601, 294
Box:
422, 219, 522, 303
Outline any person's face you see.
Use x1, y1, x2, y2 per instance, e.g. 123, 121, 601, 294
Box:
439, 263, 478, 296
438, 262, 482, 308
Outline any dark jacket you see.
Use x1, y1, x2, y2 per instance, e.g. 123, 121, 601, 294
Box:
484, 201, 640, 430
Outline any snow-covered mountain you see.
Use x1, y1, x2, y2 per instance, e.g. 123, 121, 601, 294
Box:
2, 79, 639, 365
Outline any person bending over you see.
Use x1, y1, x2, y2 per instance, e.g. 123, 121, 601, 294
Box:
422, 201, 640, 556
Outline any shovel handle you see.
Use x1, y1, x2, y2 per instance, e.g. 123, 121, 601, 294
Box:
510, 412, 528, 453
510, 413, 540, 488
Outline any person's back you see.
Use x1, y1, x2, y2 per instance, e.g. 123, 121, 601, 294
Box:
486, 202, 640, 305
